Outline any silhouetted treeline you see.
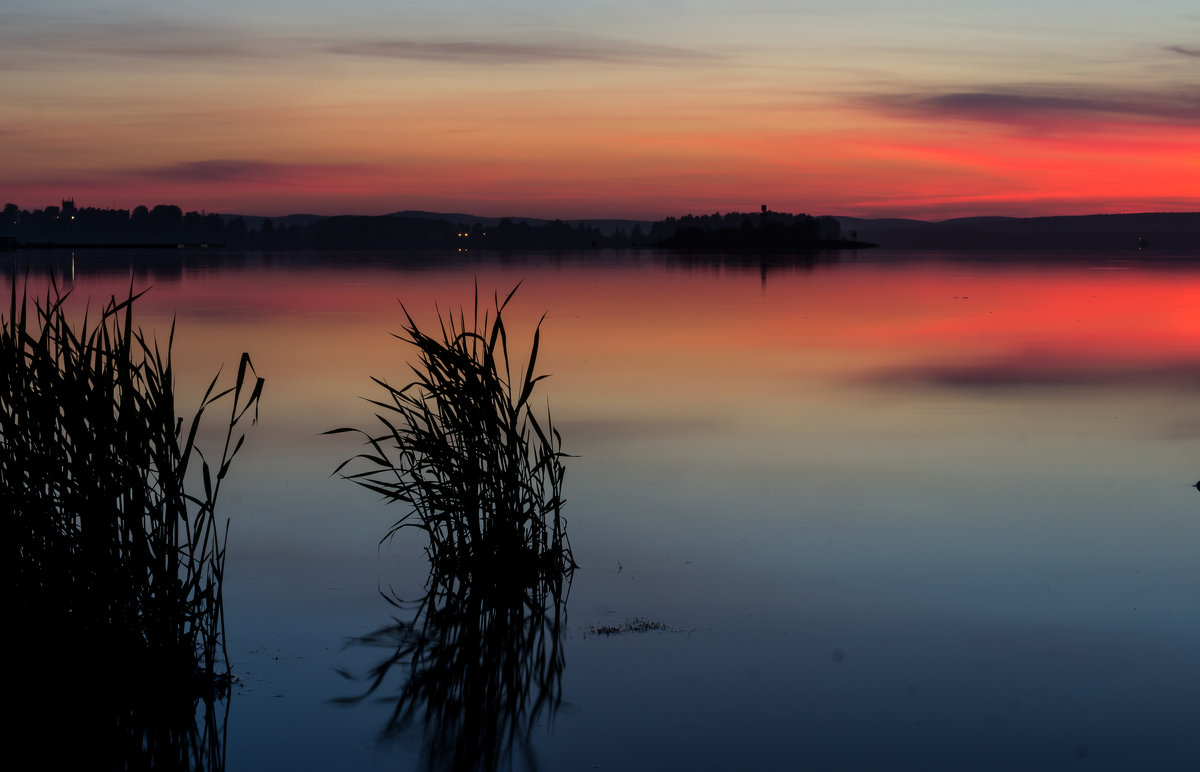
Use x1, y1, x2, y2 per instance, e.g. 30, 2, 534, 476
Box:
274, 209, 864, 251
3, 200, 874, 252
650, 209, 869, 250
1, 201, 636, 251
302, 215, 620, 251
2, 200, 242, 247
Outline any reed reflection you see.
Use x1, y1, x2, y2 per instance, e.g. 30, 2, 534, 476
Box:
340, 569, 568, 772
11, 674, 229, 771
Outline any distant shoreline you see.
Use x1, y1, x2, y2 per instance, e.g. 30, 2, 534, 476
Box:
4, 239, 876, 253
5, 207, 1198, 252
3, 242, 223, 250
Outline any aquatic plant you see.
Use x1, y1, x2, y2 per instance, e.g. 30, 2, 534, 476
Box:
1, 278, 262, 692
581, 617, 681, 637
329, 285, 575, 582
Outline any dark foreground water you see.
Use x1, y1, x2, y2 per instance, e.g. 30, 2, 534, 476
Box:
8, 248, 1200, 770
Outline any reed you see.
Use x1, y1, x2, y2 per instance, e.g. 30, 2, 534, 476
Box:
1, 278, 262, 691
329, 285, 575, 582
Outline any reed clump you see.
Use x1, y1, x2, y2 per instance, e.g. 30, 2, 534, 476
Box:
330, 285, 574, 582
1, 279, 262, 693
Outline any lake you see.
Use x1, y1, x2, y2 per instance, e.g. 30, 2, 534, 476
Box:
7, 248, 1200, 770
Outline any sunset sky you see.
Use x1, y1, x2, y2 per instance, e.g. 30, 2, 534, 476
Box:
4, 1, 1200, 220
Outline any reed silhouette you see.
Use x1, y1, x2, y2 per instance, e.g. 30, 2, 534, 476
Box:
330, 285, 574, 768
329, 284, 575, 583
13, 675, 230, 771
1, 278, 260, 769
337, 568, 569, 772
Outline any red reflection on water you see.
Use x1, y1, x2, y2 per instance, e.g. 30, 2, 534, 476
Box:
9, 255, 1200, 412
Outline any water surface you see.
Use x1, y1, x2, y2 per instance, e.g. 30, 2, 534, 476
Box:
9, 248, 1200, 770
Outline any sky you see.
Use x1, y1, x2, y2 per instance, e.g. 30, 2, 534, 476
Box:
3, 0, 1200, 220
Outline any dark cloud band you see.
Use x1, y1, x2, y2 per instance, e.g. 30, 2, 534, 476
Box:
1165, 45, 1200, 58
864, 85, 1200, 126
131, 160, 364, 182
327, 38, 716, 65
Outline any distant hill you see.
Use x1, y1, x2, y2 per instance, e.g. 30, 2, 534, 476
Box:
388, 210, 507, 225
835, 212, 1200, 251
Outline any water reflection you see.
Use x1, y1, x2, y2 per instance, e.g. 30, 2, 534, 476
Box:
8, 247, 855, 284
339, 570, 568, 772
13, 251, 1200, 770
9, 644, 229, 770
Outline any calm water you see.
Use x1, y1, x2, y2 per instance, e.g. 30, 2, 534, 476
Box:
9, 248, 1200, 770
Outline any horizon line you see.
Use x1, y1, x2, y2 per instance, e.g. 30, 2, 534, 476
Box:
10, 201, 1200, 226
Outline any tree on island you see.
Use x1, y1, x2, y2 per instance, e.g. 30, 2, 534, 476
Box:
650, 208, 868, 250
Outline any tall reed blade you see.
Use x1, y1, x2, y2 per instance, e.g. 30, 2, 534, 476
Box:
328, 285, 575, 583
2, 277, 262, 718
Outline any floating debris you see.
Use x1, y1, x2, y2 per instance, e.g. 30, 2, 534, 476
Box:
581, 617, 685, 637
